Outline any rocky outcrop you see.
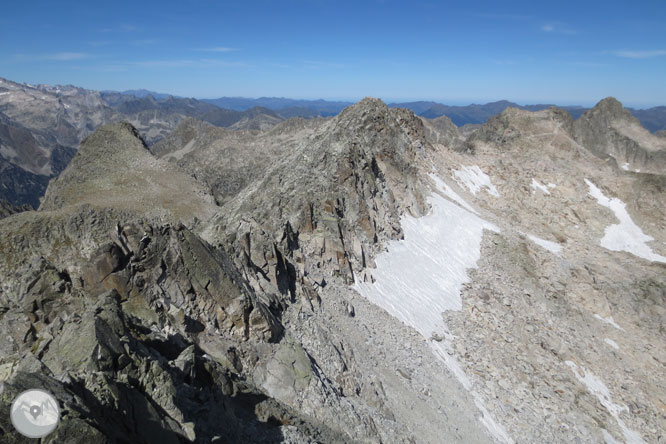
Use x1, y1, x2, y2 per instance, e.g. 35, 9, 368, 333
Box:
471, 105, 575, 149
0, 199, 31, 219
1, 108, 422, 442
574, 97, 666, 174
0, 208, 353, 442
205, 98, 432, 297
421, 114, 465, 151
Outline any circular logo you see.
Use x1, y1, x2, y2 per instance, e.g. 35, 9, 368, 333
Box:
10, 389, 60, 438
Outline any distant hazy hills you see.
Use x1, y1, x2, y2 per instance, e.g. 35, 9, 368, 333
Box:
109, 89, 666, 132
390, 100, 590, 126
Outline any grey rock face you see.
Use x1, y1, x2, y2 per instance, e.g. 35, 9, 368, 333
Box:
0, 213, 335, 442
204, 98, 431, 299
574, 97, 666, 174
420, 114, 465, 151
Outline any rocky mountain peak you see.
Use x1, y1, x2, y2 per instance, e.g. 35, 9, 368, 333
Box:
335, 97, 389, 125
581, 96, 637, 126
40, 121, 216, 221
470, 104, 575, 149
78, 121, 148, 157
574, 97, 666, 173
2, 91, 666, 444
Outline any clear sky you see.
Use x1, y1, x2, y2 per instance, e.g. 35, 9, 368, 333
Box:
1, 0, 665, 107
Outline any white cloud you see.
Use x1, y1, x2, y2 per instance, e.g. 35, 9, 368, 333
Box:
542, 24, 554, 32
612, 49, 666, 59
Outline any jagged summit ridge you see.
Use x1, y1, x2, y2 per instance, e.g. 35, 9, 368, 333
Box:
204, 97, 432, 286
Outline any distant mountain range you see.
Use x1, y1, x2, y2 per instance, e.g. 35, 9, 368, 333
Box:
388, 100, 591, 126
0, 78, 285, 207
110, 89, 666, 132
2, 75, 666, 209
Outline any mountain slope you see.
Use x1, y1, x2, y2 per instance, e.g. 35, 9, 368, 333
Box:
151, 116, 324, 205
40, 122, 217, 223
0, 96, 664, 444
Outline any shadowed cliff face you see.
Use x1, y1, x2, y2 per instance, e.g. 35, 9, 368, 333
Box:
0, 96, 665, 444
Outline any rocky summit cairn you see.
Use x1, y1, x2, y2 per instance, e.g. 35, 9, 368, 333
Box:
0, 97, 665, 443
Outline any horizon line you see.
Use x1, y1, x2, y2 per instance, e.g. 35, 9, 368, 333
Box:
2, 76, 664, 109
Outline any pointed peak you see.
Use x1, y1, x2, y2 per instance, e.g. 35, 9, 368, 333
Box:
593, 96, 624, 112
78, 121, 148, 159
358, 96, 386, 107
580, 96, 635, 124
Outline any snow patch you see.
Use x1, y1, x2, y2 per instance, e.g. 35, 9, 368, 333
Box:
527, 234, 562, 254
531, 178, 551, 195
453, 165, 500, 197
604, 338, 620, 350
622, 163, 630, 171
430, 174, 478, 215
594, 314, 624, 331
547, 183, 556, 189
354, 182, 512, 443
354, 189, 499, 332
565, 361, 645, 444
585, 179, 666, 263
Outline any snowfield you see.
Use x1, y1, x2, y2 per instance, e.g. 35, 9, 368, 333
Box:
453, 165, 500, 197
354, 179, 499, 334
585, 179, 666, 263
354, 176, 513, 443
430, 173, 478, 214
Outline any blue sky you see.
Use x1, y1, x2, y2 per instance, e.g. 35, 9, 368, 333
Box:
1, 0, 665, 107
